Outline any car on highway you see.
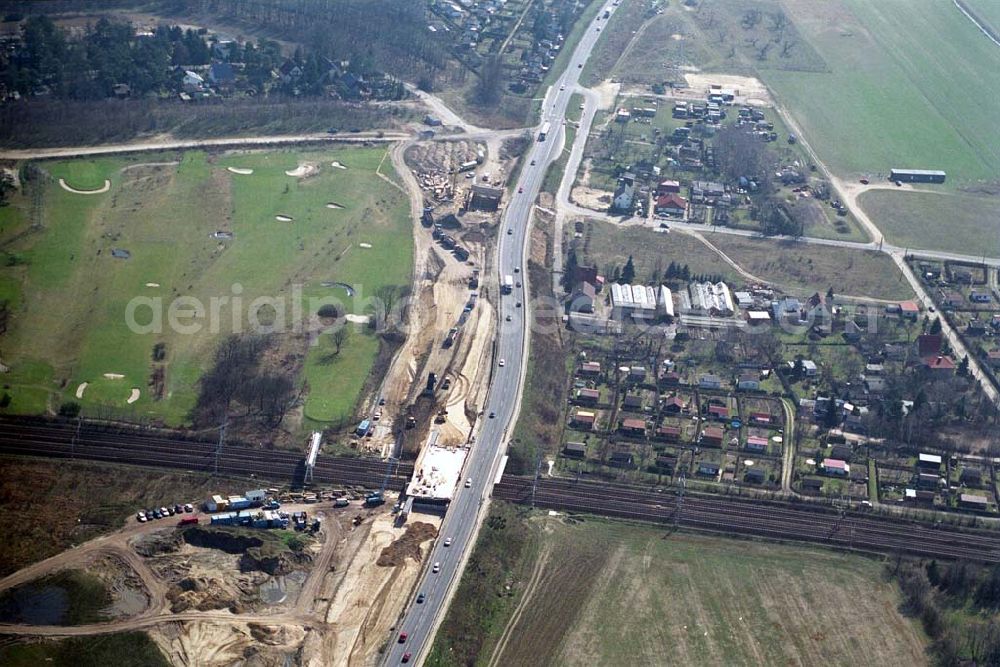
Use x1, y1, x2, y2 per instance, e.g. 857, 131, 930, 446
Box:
506, 314, 512, 321
444, 537, 452, 547
578, 63, 582, 68
465, 479, 472, 488
530, 159, 536, 165
432, 562, 441, 573
516, 281, 521, 288
499, 358, 505, 367
398, 632, 408, 644
507, 228, 513, 235
402, 653, 412, 663
518, 186, 523, 193
489, 411, 496, 418
560, 85, 565, 90
516, 301, 522, 307
416, 593, 425, 604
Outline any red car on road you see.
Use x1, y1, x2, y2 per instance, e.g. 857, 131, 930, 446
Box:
398, 632, 408, 644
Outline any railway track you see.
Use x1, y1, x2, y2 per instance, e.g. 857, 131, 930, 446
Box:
0, 417, 412, 491
495, 476, 1000, 563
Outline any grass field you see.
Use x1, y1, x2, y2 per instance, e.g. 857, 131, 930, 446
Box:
572, 222, 739, 285
0, 147, 411, 429
0, 633, 168, 666
765, 0, 1000, 183
434, 509, 928, 666
858, 189, 1000, 258
708, 235, 915, 300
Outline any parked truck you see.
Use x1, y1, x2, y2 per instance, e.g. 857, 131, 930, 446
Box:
364, 492, 386, 507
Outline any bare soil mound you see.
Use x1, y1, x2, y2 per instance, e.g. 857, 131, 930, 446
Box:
376, 522, 438, 566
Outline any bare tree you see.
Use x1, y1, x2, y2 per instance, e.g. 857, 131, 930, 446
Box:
742, 9, 762, 30
332, 325, 351, 354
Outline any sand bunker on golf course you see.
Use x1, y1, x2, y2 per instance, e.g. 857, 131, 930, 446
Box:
345, 314, 370, 324
285, 163, 319, 177
275, 215, 293, 222
127, 388, 141, 404
103, 372, 125, 380
59, 179, 111, 195
326, 202, 344, 209
75, 382, 88, 399
330, 161, 348, 169
227, 167, 254, 175
145, 282, 160, 288
359, 242, 372, 248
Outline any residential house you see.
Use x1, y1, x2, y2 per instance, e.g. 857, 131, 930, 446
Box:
820, 458, 849, 476
662, 396, 685, 414
916, 473, 943, 490
959, 493, 989, 510
208, 62, 236, 87
744, 467, 765, 484
708, 404, 729, 421
612, 172, 636, 211
699, 374, 722, 390
622, 394, 644, 410
801, 477, 824, 492
182, 70, 205, 91
579, 361, 601, 376
655, 179, 681, 195
745, 436, 768, 453
899, 300, 920, 319
939, 289, 963, 310
801, 360, 818, 377
563, 442, 586, 458
750, 412, 773, 426
697, 461, 720, 477
620, 418, 646, 436
960, 467, 983, 487
609, 449, 635, 468
654, 193, 687, 217
922, 355, 956, 375
830, 444, 852, 461
700, 427, 724, 446
655, 454, 676, 472
571, 410, 596, 429
988, 349, 1000, 369
629, 366, 648, 382
737, 374, 760, 391
905, 488, 936, 504
655, 425, 681, 442
568, 281, 597, 313
575, 388, 600, 405
917, 453, 943, 471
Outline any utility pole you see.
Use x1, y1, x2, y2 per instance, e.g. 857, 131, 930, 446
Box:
71, 414, 82, 459
674, 470, 686, 530
214, 417, 227, 476
531, 450, 543, 509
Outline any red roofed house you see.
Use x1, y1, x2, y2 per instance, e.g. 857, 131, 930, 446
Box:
620, 418, 647, 436
821, 458, 849, 476
922, 355, 956, 375
575, 388, 600, 405
745, 435, 769, 452
655, 179, 681, 195
700, 426, 724, 446
708, 404, 729, 421
750, 412, 773, 425
580, 361, 601, 376
654, 193, 688, 217
662, 396, 685, 413
899, 300, 919, 320
655, 425, 681, 442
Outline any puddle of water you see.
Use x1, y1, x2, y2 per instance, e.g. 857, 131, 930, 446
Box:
0, 583, 69, 625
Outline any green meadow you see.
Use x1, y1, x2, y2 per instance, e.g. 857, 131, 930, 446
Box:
767, 0, 1000, 184
0, 147, 412, 431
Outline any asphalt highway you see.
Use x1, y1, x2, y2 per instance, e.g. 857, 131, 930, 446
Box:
381, 4, 621, 665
